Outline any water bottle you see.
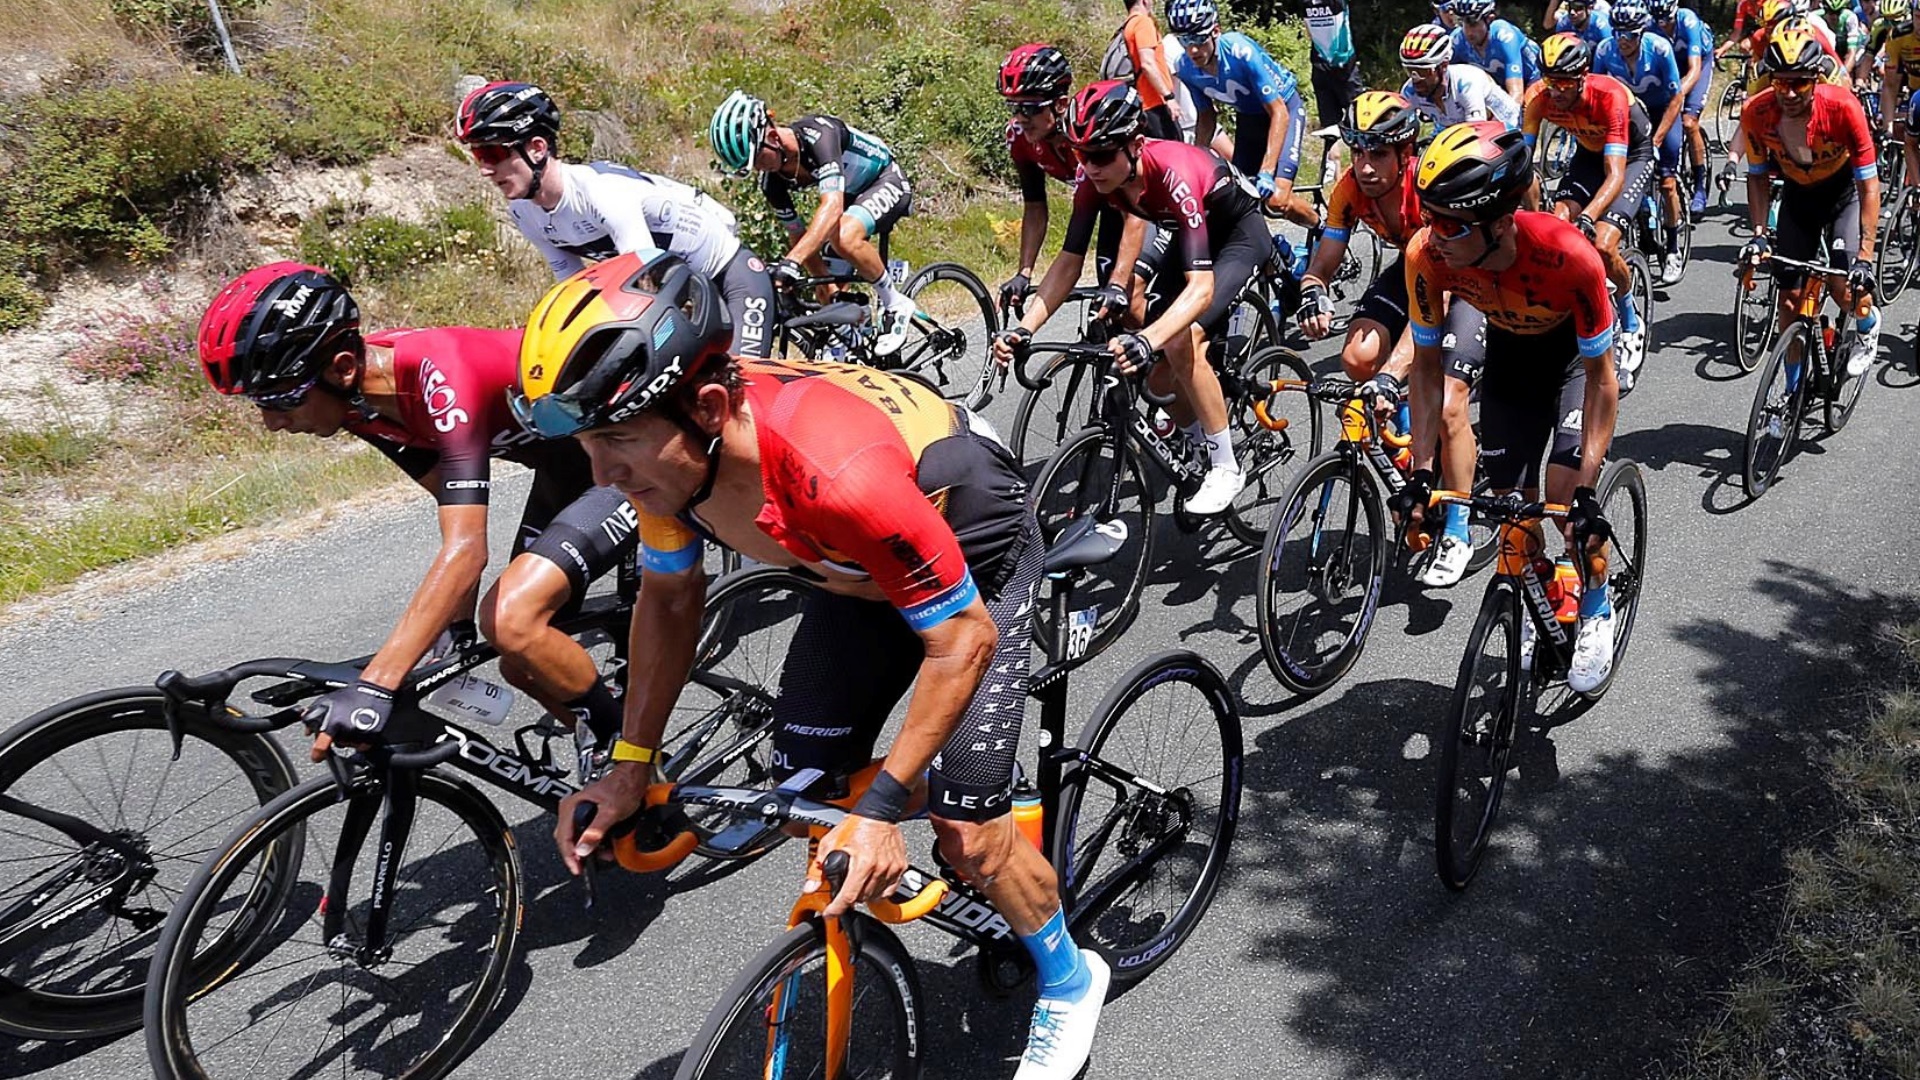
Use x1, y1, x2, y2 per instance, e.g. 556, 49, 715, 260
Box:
1550, 557, 1582, 624
425, 673, 515, 726
1011, 778, 1045, 851
1272, 233, 1296, 276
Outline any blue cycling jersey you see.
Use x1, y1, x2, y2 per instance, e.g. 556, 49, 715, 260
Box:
1452, 19, 1543, 87
1554, 8, 1614, 46
1171, 31, 1303, 116
1595, 32, 1681, 114
1660, 6, 1713, 71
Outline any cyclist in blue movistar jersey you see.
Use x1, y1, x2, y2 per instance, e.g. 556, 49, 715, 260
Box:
1555, 0, 1617, 46
1451, 0, 1545, 101
1167, 0, 1319, 224
1648, 0, 1716, 218
1598, 1, 1687, 282
1432, 1, 1459, 30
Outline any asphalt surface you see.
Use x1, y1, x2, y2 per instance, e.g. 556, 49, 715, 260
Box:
7, 202, 1920, 1080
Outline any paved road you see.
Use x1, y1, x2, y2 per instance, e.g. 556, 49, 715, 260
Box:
7, 206, 1920, 1080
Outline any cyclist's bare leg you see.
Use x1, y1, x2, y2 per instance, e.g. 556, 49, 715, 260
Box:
1683, 113, 1706, 183
930, 813, 1059, 935
1440, 374, 1477, 495
1340, 316, 1397, 381
1661, 176, 1682, 232
1161, 324, 1230, 435
830, 216, 887, 282
479, 554, 597, 719
1591, 221, 1633, 296
1904, 125, 1919, 188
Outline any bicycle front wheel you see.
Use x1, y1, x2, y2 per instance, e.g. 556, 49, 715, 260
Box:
1055, 649, 1241, 986
1032, 426, 1155, 664
145, 770, 522, 1080
902, 262, 998, 410
1582, 458, 1649, 701
673, 915, 923, 1080
1733, 268, 1776, 371
1008, 354, 1101, 478
0, 692, 300, 1040
1743, 321, 1809, 498
1256, 450, 1388, 698
1434, 579, 1525, 891
1225, 345, 1321, 548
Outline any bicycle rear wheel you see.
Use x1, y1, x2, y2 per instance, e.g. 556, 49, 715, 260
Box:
0, 692, 299, 1040
1743, 321, 1809, 498
1434, 579, 1525, 891
1580, 459, 1649, 701
1734, 268, 1777, 371
1055, 649, 1241, 986
1256, 450, 1388, 698
673, 915, 922, 1080
1225, 345, 1321, 548
901, 262, 998, 410
145, 769, 521, 1080
1824, 323, 1871, 435
1008, 354, 1101, 478
1876, 202, 1920, 304
1032, 426, 1154, 664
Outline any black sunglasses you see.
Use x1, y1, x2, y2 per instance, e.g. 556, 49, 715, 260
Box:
1005, 99, 1054, 116
1077, 145, 1124, 166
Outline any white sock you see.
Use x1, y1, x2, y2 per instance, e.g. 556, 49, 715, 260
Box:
873, 274, 897, 307
1204, 427, 1237, 471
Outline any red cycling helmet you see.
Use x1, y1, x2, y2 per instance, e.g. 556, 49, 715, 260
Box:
999, 44, 1073, 100
199, 262, 362, 397
1065, 79, 1144, 149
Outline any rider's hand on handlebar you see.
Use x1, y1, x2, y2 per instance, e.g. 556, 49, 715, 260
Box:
1848, 257, 1877, 300
991, 326, 1034, 369
1359, 371, 1406, 420
999, 271, 1034, 313
1090, 281, 1132, 324
1254, 170, 1278, 199
1298, 280, 1335, 339
1739, 233, 1771, 268
302, 679, 397, 762
1389, 467, 1436, 532
1563, 484, 1608, 549
770, 258, 806, 292
1111, 331, 1156, 376
1573, 213, 1598, 243
807, 813, 908, 917
555, 761, 652, 877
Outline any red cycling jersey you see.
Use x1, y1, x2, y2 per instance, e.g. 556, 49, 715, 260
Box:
637, 359, 1026, 630
1323, 156, 1422, 250
1740, 82, 1877, 187
1061, 138, 1259, 272
1522, 73, 1649, 157
1406, 211, 1616, 356
347, 327, 551, 505
1008, 120, 1081, 201
1731, 0, 1764, 38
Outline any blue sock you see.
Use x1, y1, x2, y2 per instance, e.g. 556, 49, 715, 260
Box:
1394, 400, 1411, 436
1444, 503, 1470, 541
1020, 907, 1089, 998
1579, 579, 1612, 618
1786, 359, 1803, 393
1618, 293, 1642, 334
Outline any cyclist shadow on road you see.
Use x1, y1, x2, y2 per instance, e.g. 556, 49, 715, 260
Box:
1216, 561, 1920, 1079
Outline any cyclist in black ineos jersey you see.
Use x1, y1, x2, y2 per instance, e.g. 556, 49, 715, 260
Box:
198, 263, 637, 762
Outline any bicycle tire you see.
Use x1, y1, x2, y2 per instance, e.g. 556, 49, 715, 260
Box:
1743, 321, 1809, 498
145, 769, 521, 1080
1825, 328, 1870, 436
672, 915, 923, 1080
1626, 249, 1656, 360
1226, 345, 1321, 549
1054, 649, 1241, 986
1734, 268, 1776, 372
0, 691, 299, 1040
1875, 202, 1920, 304
1009, 352, 1102, 476
1032, 425, 1154, 665
1256, 450, 1388, 698
902, 262, 998, 410
1711, 80, 1744, 158
1434, 579, 1524, 891
1223, 286, 1281, 365
1580, 458, 1649, 701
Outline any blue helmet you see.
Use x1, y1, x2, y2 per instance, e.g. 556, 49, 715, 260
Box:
1648, 0, 1679, 19
1453, 0, 1498, 23
1611, 0, 1654, 34
1165, 0, 1220, 35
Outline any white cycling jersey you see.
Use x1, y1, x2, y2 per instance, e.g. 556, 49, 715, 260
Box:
510, 162, 741, 281
1400, 62, 1522, 131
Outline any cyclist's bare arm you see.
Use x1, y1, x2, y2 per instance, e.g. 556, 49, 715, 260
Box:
882, 598, 998, 801
1407, 337, 1447, 480
787, 189, 849, 265
1112, 214, 1148, 291
1858, 173, 1882, 261
1747, 170, 1775, 233
1586, 154, 1629, 222
1260, 96, 1291, 179
1299, 233, 1351, 339
1577, 351, 1620, 492
359, 500, 490, 689
1194, 100, 1219, 151
1016, 248, 1089, 332
1017, 198, 1050, 282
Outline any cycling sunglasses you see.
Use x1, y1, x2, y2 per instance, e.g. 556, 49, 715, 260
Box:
1177, 31, 1213, 49
467, 142, 520, 167
1546, 76, 1585, 93
1343, 131, 1404, 153
1424, 212, 1477, 242
1076, 145, 1125, 166
249, 373, 324, 413
507, 387, 594, 439
1616, 29, 1644, 41
1773, 75, 1818, 92
1005, 99, 1055, 116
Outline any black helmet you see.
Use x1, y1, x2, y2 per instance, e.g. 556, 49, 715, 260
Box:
1065, 79, 1144, 149
199, 262, 361, 398
999, 44, 1073, 100
456, 81, 561, 145
1415, 121, 1534, 221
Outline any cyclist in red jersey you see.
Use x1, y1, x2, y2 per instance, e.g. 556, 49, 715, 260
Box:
1719, 0, 1770, 56
1738, 26, 1883, 376
1402, 121, 1623, 691
1297, 91, 1490, 586
530, 251, 1107, 1080
996, 45, 1144, 316
1525, 33, 1654, 391
198, 262, 638, 759
992, 80, 1260, 515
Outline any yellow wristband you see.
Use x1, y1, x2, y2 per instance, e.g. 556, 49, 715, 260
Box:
611, 740, 658, 765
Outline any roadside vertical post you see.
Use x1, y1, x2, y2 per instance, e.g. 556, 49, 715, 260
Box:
206, 0, 242, 74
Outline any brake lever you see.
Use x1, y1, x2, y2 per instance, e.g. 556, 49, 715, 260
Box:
573, 801, 598, 912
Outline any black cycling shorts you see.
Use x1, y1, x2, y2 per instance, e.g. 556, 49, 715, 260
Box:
515, 480, 639, 606
716, 246, 777, 358
839, 163, 913, 240
1137, 207, 1270, 335
1773, 170, 1860, 292
1476, 322, 1589, 491
1352, 254, 1488, 384
1554, 148, 1657, 236
1143, 103, 1181, 142
767, 515, 1043, 823
1311, 61, 1364, 129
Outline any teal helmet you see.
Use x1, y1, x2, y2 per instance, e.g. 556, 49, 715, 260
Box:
709, 90, 770, 172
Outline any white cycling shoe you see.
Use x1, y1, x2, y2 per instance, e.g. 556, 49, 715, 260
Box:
1419, 533, 1473, 588
1013, 950, 1110, 1080
1848, 311, 1880, 378
1567, 610, 1616, 694
1185, 465, 1244, 515
874, 292, 918, 355
1518, 615, 1536, 673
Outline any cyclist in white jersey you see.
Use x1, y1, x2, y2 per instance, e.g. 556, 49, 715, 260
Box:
1399, 25, 1524, 129
457, 81, 776, 358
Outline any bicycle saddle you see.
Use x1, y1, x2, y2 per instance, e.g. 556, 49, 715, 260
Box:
1043, 515, 1129, 573
784, 301, 870, 329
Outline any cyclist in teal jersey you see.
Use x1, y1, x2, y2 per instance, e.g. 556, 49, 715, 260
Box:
709, 92, 919, 354
1305, 0, 1364, 129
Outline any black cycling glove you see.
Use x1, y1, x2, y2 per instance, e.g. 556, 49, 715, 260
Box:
1566, 485, 1609, 542
1573, 214, 1598, 243
305, 680, 397, 743
1390, 468, 1436, 520
999, 272, 1033, 311
1739, 234, 1771, 267
770, 258, 806, 291
1298, 281, 1334, 325
1113, 331, 1156, 373
1360, 370, 1405, 406
1848, 258, 1877, 302
1092, 282, 1131, 323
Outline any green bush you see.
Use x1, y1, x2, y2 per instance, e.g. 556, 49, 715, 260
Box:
0, 269, 48, 334
109, 0, 267, 64
297, 200, 506, 285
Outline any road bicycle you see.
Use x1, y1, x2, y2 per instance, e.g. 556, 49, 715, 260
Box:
1252, 377, 1497, 699
770, 234, 999, 410
634, 526, 1242, 1080
1710, 57, 1752, 203
1011, 330, 1322, 662
1427, 459, 1649, 890
1875, 186, 1920, 305
1741, 249, 1875, 499
136, 567, 815, 1079
1636, 181, 1692, 288
1732, 175, 1785, 371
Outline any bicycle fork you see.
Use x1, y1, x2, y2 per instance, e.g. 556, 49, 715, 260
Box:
320, 767, 418, 968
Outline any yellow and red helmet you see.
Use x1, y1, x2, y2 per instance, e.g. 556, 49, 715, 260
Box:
1541, 32, 1594, 77
1763, 19, 1828, 76
1414, 120, 1533, 221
